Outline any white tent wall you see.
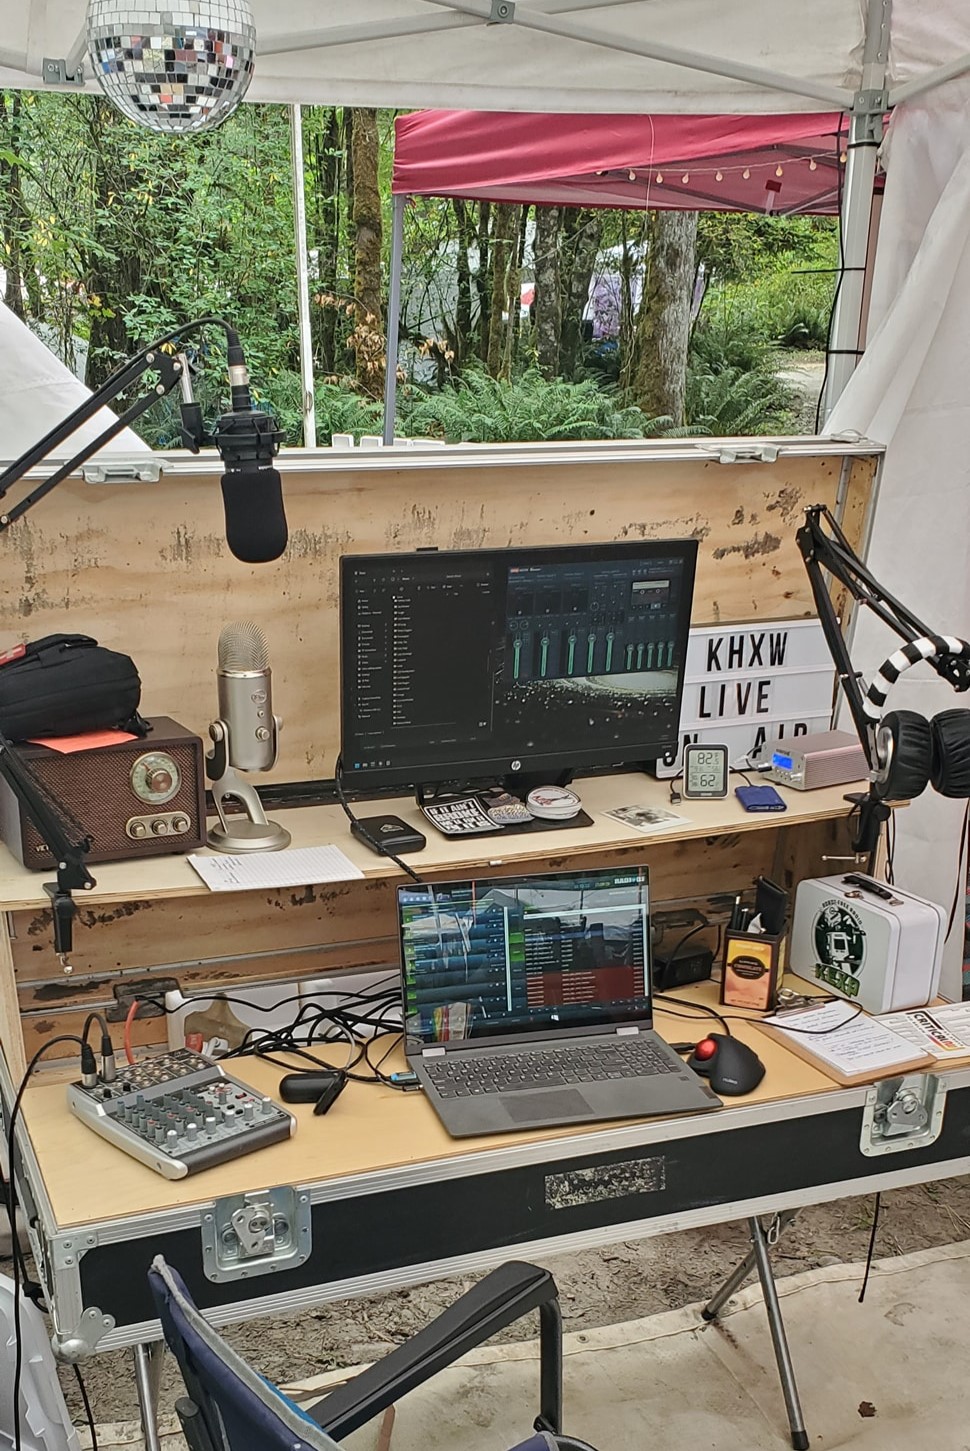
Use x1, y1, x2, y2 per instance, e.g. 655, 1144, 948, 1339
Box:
825, 62, 970, 997
0, 301, 148, 460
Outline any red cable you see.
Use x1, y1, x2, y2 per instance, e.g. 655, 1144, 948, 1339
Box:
124, 998, 139, 1064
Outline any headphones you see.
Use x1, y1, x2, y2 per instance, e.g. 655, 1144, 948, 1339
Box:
863, 636, 970, 802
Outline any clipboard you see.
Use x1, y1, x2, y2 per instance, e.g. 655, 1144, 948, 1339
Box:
754, 1000, 934, 1086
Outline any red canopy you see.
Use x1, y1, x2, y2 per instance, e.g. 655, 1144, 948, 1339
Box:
393, 110, 860, 215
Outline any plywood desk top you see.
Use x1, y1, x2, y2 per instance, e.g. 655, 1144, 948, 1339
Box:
22, 984, 842, 1230
0, 773, 866, 912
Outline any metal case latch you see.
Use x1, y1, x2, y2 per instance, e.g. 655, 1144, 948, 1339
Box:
861, 1073, 946, 1156
202, 1187, 311, 1283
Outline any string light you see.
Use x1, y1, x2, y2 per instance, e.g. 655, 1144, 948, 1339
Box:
775, 164, 784, 177
682, 172, 690, 184
656, 172, 663, 184
628, 170, 637, 181
840, 151, 847, 164
742, 167, 750, 180
809, 158, 818, 171
715, 170, 723, 181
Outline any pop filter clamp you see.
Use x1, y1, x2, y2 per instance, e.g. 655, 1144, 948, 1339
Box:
797, 504, 970, 858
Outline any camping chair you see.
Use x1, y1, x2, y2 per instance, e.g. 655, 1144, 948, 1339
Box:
147, 1255, 597, 1451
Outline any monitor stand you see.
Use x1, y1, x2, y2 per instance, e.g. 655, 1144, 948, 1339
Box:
415, 778, 594, 839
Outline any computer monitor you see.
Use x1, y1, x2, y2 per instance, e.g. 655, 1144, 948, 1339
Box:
339, 539, 697, 793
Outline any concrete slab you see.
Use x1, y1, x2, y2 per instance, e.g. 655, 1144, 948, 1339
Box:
327, 1240, 970, 1451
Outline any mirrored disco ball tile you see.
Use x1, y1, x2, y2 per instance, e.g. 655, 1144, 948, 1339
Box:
87, 0, 255, 132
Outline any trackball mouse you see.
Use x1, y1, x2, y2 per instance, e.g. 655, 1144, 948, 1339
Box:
687, 1033, 765, 1096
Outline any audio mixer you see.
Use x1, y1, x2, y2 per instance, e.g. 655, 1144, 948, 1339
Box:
67, 1049, 296, 1179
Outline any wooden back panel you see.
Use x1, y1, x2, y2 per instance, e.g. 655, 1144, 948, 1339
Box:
0, 447, 877, 783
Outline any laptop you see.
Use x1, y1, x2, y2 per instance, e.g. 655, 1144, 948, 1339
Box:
397, 863, 721, 1137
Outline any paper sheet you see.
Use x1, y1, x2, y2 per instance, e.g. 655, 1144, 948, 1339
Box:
187, 845, 364, 892
880, 1004, 970, 1059
761, 999, 928, 1077
25, 729, 137, 752
602, 804, 691, 834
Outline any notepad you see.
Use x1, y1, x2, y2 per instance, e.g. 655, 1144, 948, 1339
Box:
187, 845, 364, 892
756, 999, 933, 1084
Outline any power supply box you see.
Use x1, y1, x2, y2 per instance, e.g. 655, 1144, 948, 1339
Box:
757, 729, 867, 791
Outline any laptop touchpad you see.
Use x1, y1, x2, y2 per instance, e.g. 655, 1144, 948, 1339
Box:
505, 1089, 591, 1123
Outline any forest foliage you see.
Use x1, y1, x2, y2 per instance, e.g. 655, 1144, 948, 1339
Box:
0, 93, 838, 445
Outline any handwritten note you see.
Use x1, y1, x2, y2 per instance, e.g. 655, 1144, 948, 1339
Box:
188, 845, 363, 892
760, 999, 929, 1078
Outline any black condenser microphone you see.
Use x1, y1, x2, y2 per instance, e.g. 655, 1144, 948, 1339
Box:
214, 330, 288, 564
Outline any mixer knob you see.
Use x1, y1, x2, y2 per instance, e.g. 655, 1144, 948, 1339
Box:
186, 1122, 199, 1141
242, 1103, 255, 1122
166, 1129, 178, 1146
205, 1114, 217, 1129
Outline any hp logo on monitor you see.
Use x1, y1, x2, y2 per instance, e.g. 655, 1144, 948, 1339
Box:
510, 759, 522, 772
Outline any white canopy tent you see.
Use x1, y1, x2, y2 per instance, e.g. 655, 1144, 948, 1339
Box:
1, 1, 967, 115
3, 0, 970, 987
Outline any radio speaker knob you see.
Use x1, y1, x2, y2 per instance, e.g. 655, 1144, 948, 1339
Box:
151, 819, 170, 836
172, 815, 190, 833
129, 821, 148, 838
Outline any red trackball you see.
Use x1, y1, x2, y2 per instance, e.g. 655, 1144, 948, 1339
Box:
694, 1038, 718, 1061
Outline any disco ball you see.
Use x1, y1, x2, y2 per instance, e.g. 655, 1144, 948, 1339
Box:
86, 1, 256, 134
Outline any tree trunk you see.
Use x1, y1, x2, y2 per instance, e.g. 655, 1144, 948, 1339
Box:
350, 107, 383, 395
559, 209, 602, 380
476, 201, 491, 366
486, 203, 515, 379
533, 205, 562, 379
0, 94, 30, 322
308, 106, 342, 374
504, 205, 527, 378
84, 100, 139, 389
631, 210, 698, 427
453, 198, 473, 368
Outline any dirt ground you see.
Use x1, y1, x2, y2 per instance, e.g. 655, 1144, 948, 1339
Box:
56, 1173, 970, 1427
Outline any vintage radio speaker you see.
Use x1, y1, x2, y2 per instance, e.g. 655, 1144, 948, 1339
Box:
0, 717, 205, 869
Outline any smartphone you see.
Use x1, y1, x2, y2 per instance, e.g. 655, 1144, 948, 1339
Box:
735, 784, 787, 813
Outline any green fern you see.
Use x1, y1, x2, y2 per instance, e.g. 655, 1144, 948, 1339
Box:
686, 363, 799, 436
400, 368, 676, 443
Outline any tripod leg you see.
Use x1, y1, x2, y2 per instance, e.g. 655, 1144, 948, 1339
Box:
702, 1209, 798, 1322
749, 1217, 809, 1451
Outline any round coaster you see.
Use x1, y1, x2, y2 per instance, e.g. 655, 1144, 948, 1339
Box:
526, 785, 582, 820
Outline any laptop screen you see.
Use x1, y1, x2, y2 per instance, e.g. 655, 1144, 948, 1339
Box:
398, 865, 652, 1047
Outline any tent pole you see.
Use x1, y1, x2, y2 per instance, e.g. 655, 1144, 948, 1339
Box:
382, 194, 406, 446
820, 0, 891, 425
289, 103, 317, 449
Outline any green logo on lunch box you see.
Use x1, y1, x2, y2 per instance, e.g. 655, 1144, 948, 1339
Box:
813, 899, 866, 997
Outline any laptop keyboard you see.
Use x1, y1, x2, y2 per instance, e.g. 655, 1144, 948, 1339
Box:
422, 1037, 679, 1098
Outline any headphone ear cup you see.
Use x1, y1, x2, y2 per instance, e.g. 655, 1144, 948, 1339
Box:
930, 709, 970, 797
872, 709, 932, 801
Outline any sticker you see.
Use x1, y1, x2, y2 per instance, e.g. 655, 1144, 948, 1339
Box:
0, 643, 26, 667
545, 1155, 665, 1210
812, 898, 866, 997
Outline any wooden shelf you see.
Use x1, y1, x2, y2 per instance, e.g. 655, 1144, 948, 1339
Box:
0, 773, 866, 912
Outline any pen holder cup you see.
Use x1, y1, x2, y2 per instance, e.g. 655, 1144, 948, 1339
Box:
721, 930, 784, 1012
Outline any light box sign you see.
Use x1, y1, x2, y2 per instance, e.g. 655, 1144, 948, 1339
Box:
655, 619, 835, 779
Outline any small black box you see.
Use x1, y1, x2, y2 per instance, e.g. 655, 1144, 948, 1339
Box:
652, 945, 714, 993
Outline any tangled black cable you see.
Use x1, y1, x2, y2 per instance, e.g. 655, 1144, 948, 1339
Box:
136, 978, 413, 1089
